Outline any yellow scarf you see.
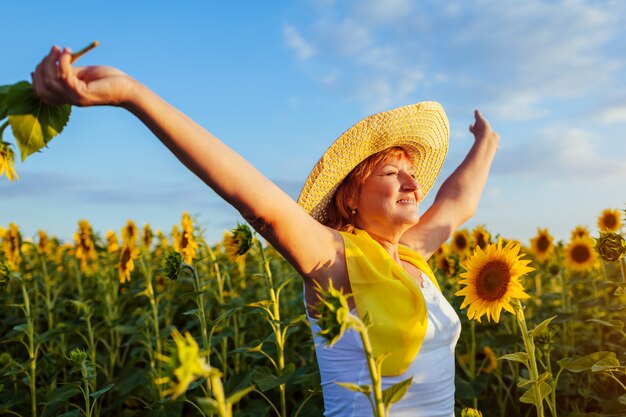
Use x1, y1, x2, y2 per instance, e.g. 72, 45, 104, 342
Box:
340, 228, 441, 376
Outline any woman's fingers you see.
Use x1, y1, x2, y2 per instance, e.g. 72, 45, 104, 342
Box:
32, 46, 80, 105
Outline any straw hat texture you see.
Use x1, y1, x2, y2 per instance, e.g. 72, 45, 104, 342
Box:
298, 101, 449, 224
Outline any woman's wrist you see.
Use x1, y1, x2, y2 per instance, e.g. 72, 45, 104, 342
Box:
118, 76, 147, 112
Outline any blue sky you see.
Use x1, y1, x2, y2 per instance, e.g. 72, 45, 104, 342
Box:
1, 0, 625, 246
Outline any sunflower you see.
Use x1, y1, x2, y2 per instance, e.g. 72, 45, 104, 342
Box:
529, 228, 554, 263
74, 220, 97, 273
1, 223, 22, 270
564, 236, 598, 272
472, 225, 491, 250
122, 220, 138, 246
434, 245, 457, 277
119, 242, 140, 284
106, 230, 120, 253
570, 225, 590, 240
481, 346, 497, 374
455, 240, 533, 323
37, 230, 54, 257
0, 141, 18, 182
451, 229, 472, 258
179, 212, 198, 264
153, 229, 169, 257
597, 209, 621, 232
142, 223, 154, 251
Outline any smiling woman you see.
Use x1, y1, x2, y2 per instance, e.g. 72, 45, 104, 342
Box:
31, 45, 499, 416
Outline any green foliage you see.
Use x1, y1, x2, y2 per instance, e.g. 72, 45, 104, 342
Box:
1, 220, 626, 416
1, 81, 71, 161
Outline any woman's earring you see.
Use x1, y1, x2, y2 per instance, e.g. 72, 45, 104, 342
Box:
351, 208, 357, 216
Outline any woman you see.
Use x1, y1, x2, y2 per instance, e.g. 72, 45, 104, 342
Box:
32, 46, 499, 416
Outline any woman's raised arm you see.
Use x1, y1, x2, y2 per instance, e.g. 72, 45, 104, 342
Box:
32, 46, 343, 279
401, 110, 499, 259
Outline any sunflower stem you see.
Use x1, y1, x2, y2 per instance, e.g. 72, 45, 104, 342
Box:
469, 320, 478, 409
355, 323, 385, 417
513, 299, 545, 417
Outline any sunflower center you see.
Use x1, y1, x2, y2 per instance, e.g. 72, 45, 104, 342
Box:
476, 234, 487, 249
537, 235, 550, 252
603, 215, 617, 230
456, 235, 467, 250
476, 261, 511, 301
571, 244, 591, 263
120, 247, 131, 267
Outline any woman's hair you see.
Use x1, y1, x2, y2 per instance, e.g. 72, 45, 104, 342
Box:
324, 146, 415, 233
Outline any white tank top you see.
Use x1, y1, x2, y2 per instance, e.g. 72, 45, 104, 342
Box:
306, 273, 461, 417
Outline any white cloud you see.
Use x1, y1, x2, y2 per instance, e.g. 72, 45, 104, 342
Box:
353, 0, 413, 24
285, 0, 626, 119
596, 105, 626, 124
493, 126, 626, 182
485, 92, 546, 121
283, 25, 316, 60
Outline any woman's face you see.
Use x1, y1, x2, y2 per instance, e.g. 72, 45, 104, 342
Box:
355, 154, 422, 234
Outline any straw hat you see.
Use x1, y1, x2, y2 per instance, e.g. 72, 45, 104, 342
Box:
298, 101, 449, 224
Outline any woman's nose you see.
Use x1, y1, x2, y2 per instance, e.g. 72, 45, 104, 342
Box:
401, 173, 422, 200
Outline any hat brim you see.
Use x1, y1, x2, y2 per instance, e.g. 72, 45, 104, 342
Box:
298, 101, 449, 224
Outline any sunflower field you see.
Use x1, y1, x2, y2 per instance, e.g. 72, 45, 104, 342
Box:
1, 208, 625, 417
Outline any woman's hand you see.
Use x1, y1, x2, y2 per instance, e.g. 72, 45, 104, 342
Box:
469, 109, 500, 148
32, 46, 135, 107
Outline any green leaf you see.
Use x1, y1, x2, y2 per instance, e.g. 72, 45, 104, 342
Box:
57, 410, 81, 417
497, 352, 529, 366
382, 376, 413, 407
619, 394, 626, 405
182, 308, 199, 316
90, 383, 114, 399
196, 398, 219, 414
530, 315, 557, 339
0, 84, 11, 119
227, 386, 254, 405
46, 384, 81, 403
591, 356, 621, 372
251, 363, 295, 392
6, 81, 71, 161
334, 381, 371, 394
12, 323, 28, 333
558, 351, 619, 373
562, 351, 618, 373
587, 319, 626, 336
519, 382, 551, 406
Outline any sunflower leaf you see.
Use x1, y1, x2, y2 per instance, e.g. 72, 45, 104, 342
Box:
227, 386, 254, 405
560, 351, 618, 373
382, 376, 413, 407
0, 84, 11, 120
334, 382, 371, 395
6, 81, 71, 162
497, 352, 529, 366
530, 315, 557, 339
519, 382, 551, 406
586, 319, 626, 337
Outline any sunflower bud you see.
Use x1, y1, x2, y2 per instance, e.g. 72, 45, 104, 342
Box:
223, 223, 255, 261
67, 348, 96, 381
161, 250, 193, 281
313, 281, 359, 346
461, 408, 483, 417
594, 232, 626, 262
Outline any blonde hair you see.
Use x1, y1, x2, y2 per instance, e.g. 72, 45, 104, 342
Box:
324, 147, 415, 233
